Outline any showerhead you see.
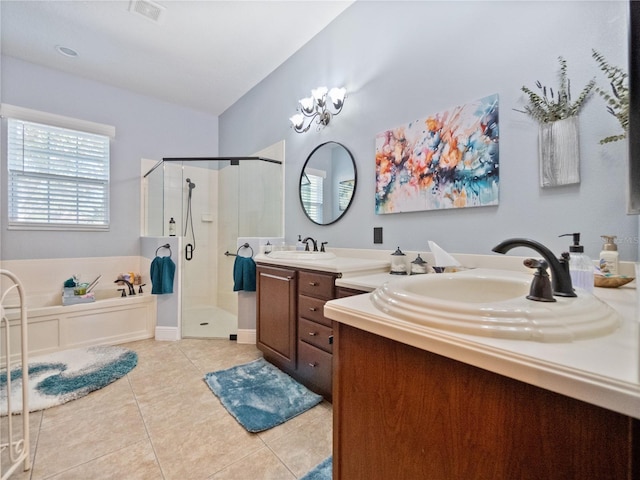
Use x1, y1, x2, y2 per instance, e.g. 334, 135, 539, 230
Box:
186, 178, 196, 189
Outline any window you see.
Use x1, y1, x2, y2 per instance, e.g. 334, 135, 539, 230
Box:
7, 118, 110, 229
301, 170, 324, 223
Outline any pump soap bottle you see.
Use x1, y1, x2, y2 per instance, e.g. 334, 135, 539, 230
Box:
559, 233, 594, 293
599, 235, 619, 275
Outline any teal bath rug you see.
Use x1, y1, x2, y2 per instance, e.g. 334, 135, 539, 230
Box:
203, 357, 323, 433
0, 345, 137, 415
301, 456, 332, 480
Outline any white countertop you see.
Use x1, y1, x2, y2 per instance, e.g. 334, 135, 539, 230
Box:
254, 253, 389, 276
327, 270, 640, 419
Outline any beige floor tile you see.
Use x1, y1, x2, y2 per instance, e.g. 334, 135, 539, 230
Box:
46, 439, 163, 480
135, 376, 227, 437
9, 338, 333, 479
258, 401, 332, 444
208, 446, 296, 480
150, 412, 263, 480
31, 402, 148, 479
39, 376, 136, 430
128, 356, 201, 397
191, 349, 263, 375
264, 415, 333, 478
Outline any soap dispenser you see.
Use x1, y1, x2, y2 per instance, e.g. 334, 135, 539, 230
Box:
296, 235, 305, 251
168, 217, 176, 236
599, 235, 619, 275
559, 233, 594, 293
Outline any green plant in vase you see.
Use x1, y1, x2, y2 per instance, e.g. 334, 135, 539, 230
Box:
516, 56, 595, 123
592, 49, 628, 144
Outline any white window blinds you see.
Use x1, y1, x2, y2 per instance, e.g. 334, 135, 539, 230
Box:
300, 171, 324, 223
7, 118, 110, 229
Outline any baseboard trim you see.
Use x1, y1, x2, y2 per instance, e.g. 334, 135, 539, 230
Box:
155, 326, 180, 341
237, 329, 256, 345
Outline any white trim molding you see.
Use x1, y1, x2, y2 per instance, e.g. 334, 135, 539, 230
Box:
237, 329, 256, 345
0, 103, 116, 138
155, 326, 180, 341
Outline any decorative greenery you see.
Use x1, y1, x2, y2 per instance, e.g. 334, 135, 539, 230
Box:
516, 56, 595, 123
592, 49, 628, 144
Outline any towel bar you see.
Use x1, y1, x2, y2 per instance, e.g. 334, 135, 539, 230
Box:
155, 243, 172, 257
225, 243, 253, 258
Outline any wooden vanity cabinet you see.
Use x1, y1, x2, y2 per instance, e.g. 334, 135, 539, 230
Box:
256, 264, 342, 401
296, 270, 337, 400
333, 322, 640, 480
256, 265, 297, 375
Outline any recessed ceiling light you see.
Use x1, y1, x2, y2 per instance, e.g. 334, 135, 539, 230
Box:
55, 45, 79, 58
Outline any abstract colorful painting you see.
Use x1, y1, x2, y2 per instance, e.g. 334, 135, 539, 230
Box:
375, 94, 499, 214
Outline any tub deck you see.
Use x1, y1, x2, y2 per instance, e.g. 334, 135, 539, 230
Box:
1, 289, 156, 365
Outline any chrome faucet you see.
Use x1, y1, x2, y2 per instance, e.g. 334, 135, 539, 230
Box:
302, 237, 318, 252
114, 278, 135, 296
492, 238, 576, 297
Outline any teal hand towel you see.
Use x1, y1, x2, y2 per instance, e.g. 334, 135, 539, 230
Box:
150, 256, 175, 294
233, 256, 256, 292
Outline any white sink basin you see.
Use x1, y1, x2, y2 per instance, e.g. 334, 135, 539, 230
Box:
370, 269, 621, 342
266, 250, 336, 261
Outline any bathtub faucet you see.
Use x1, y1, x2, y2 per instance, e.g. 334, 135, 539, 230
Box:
491, 238, 576, 298
114, 278, 136, 296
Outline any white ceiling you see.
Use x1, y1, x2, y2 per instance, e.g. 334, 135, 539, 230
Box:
1, 0, 354, 116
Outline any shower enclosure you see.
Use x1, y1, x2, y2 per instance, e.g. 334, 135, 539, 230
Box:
143, 152, 283, 339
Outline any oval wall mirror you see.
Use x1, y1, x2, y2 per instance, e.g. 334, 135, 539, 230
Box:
299, 141, 357, 225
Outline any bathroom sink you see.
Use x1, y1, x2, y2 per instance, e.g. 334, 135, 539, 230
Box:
267, 250, 336, 261
370, 269, 621, 342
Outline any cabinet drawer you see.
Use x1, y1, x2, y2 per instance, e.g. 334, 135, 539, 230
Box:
299, 317, 333, 353
298, 295, 331, 327
299, 271, 335, 299
297, 340, 332, 397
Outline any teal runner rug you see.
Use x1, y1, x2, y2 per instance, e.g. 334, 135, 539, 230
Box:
204, 357, 322, 433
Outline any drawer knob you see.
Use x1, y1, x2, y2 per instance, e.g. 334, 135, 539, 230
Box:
308, 331, 318, 336
309, 281, 318, 286
309, 307, 317, 312
308, 362, 318, 368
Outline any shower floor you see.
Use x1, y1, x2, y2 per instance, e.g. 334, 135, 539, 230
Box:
182, 304, 237, 339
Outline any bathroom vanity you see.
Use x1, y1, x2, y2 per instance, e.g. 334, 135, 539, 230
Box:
255, 252, 387, 401
326, 268, 640, 479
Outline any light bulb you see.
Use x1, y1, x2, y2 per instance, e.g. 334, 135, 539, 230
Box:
299, 97, 315, 114
328, 87, 346, 109
289, 113, 304, 129
311, 87, 328, 107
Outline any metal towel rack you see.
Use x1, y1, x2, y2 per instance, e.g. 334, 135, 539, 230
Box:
225, 243, 253, 258
155, 243, 172, 257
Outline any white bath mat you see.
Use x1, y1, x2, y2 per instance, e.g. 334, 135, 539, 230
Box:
0, 345, 137, 415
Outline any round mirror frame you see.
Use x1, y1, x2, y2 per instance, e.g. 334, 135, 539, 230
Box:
299, 141, 357, 225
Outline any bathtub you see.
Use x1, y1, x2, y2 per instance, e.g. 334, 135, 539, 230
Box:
1, 288, 156, 365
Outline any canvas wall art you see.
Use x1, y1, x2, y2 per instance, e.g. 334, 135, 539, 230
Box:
375, 94, 499, 214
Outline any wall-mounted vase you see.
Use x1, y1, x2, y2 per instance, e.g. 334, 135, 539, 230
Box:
538, 116, 580, 188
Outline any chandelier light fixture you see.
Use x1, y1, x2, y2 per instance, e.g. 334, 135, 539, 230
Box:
289, 86, 347, 133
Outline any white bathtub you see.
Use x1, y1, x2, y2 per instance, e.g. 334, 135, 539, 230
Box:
1, 288, 156, 365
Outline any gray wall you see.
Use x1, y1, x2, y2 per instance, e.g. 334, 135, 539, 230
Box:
1, 56, 218, 260
219, 1, 638, 261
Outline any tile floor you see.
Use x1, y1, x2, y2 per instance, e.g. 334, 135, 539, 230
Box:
3, 338, 333, 479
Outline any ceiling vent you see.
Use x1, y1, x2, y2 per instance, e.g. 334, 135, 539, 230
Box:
129, 0, 166, 24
